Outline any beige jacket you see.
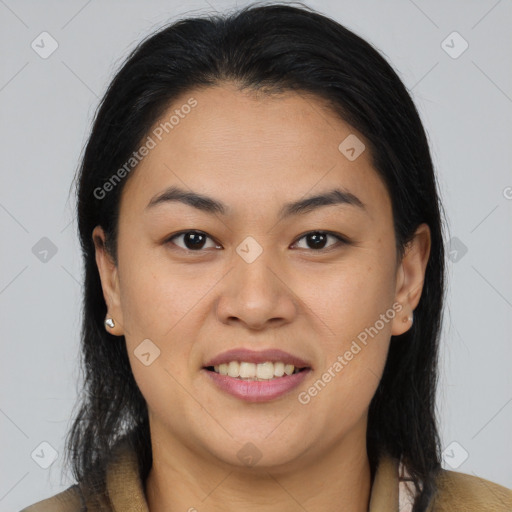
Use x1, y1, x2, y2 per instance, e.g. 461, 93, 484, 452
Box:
20, 441, 512, 511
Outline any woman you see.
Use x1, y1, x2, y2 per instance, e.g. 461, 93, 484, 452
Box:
21, 3, 511, 511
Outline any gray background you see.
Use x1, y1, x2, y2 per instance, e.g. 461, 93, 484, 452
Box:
1, 0, 511, 509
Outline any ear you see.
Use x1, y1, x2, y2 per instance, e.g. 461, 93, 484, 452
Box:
92, 226, 124, 336
391, 223, 431, 336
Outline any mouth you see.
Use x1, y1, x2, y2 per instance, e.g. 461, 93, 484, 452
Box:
202, 357, 312, 402
202, 348, 312, 401
203, 361, 308, 381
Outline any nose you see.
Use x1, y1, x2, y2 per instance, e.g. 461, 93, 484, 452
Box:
214, 246, 298, 331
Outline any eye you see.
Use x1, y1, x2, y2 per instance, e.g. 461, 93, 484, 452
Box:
165, 229, 349, 253
292, 231, 348, 251
166, 230, 221, 251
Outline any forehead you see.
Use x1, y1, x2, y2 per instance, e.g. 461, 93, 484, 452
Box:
120, 84, 391, 222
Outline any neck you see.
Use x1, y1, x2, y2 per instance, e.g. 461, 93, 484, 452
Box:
145, 424, 371, 512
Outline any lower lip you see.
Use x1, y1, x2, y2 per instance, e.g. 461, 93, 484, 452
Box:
203, 368, 311, 402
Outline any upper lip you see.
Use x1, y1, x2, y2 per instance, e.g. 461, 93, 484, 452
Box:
204, 348, 312, 369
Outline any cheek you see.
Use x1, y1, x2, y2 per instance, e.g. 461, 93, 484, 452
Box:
297, 257, 397, 345
308, 341, 389, 431
296, 303, 392, 438
117, 244, 208, 340
296, 256, 396, 408
116, 246, 222, 387
306, 258, 397, 421
117, 253, 198, 416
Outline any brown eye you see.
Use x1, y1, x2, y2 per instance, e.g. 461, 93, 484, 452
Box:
292, 231, 347, 251
166, 230, 348, 253
167, 231, 220, 251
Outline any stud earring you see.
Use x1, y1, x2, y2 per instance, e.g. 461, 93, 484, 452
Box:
105, 317, 115, 329
402, 312, 414, 325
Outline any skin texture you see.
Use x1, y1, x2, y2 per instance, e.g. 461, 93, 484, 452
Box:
93, 83, 431, 512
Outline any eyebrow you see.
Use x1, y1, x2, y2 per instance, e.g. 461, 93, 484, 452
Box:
145, 185, 367, 219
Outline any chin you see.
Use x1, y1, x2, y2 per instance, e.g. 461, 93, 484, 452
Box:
199, 433, 313, 473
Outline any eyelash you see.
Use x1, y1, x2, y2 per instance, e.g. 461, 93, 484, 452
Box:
165, 230, 350, 253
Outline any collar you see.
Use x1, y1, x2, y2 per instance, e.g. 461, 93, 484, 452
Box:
105, 441, 414, 511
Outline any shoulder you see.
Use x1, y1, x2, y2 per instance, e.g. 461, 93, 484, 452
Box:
19, 485, 85, 512
19, 481, 114, 511
429, 468, 512, 511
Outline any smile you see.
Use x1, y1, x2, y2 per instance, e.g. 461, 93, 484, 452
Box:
203, 363, 311, 402
208, 361, 302, 380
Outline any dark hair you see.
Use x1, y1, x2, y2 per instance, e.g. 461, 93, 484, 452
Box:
65, 2, 446, 510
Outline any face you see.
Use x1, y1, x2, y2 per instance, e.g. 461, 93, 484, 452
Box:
94, 83, 430, 472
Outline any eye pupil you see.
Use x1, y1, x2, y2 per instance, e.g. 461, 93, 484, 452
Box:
185, 232, 206, 250
171, 230, 341, 253
308, 232, 327, 249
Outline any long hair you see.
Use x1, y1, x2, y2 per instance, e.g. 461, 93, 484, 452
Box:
64, 3, 446, 510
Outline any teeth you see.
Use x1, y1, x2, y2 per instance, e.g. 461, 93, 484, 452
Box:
239, 362, 255, 378
273, 362, 285, 377
227, 361, 240, 378
213, 361, 302, 379
256, 362, 274, 379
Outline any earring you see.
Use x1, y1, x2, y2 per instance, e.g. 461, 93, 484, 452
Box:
402, 312, 414, 325
105, 317, 115, 329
